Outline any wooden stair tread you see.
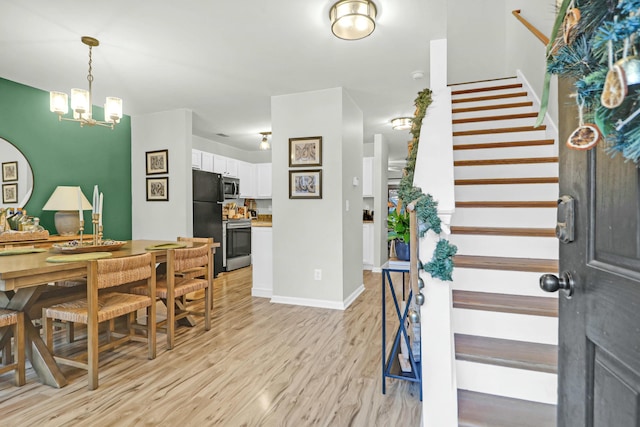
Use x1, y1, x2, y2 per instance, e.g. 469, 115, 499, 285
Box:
448, 76, 517, 87
454, 125, 546, 137
451, 83, 523, 96
453, 101, 533, 114
454, 139, 555, 150
456, 201, 557, 208
451, 226, 556, 237
452, 92, 528, 104
455, 177, 558, 185
453, 112, 537, 124
455, 334, 558, 373
458, 390, 557, 427
453, 290, 558, 317
455, 157, 557, 166
453, 255, 558, 272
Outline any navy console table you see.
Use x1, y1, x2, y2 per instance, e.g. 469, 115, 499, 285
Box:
381, 260, 422, 400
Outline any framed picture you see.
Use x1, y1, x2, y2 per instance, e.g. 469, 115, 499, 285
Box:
2, 161, 18, 182
289, 136, 322, 167
146, 177, 169, 201
289, 169, 322, 199
2, 183, 17, 203
146, 149, 169, 175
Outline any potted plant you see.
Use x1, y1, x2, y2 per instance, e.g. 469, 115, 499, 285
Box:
388, 208, 411, 261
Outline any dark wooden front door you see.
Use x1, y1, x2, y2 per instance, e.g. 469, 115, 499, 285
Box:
553, 77, 640, 426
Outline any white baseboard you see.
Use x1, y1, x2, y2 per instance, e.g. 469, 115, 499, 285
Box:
251, 286, 272, 298
516, 69, 559, 141
271, 284, 365, 310
372, 267, 382, 273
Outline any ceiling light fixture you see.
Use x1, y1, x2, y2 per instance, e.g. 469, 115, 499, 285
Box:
259, 131, 272, 151
329, 0, 377, 40
49, 36, 122, 129
391, 117, 413, 130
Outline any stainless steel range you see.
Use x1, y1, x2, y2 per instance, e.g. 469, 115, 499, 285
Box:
223, 218, 252, 271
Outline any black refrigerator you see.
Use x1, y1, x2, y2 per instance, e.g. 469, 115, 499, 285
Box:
193, 169, 224, 277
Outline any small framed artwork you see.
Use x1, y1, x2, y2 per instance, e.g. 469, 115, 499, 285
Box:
289, 169, 322, 199
2, 161, 18, 182
146, 149, 169, 175
289, 136, 322, 167
2, 183, 17, 203
146, 177, 169, 201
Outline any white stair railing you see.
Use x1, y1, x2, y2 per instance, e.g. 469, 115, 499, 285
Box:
413, 38, 458, 427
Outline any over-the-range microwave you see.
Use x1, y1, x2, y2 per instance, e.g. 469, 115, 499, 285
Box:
223, 177, 240, 199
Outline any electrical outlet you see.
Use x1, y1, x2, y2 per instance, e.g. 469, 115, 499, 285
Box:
314, 269, 322, 280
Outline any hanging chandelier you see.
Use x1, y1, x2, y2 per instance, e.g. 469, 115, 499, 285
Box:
49, 36, 122, 129
329, 0, 377, 40
259, 131, 272, 151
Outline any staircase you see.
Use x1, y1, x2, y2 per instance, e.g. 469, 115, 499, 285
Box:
448, 77, 559, 426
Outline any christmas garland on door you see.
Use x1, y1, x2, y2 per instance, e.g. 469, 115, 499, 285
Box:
398, 89, 458, 281
541, 0, 640, 162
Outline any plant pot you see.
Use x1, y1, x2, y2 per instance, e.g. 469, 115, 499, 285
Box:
395, 240, 410, 261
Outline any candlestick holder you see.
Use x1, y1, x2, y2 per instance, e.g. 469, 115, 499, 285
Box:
92, 214, 99, 246
98, 225, 103, 245
78, 219, 84, 246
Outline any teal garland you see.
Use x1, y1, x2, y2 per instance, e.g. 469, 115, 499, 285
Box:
396, 88, 457, 282
546, 0, 640, 162
423, 239, 458, 282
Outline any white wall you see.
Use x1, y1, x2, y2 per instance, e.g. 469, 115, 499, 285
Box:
447, 0, 508, 84
271, 87, 364, 309
373, 134, 389, 270
131, 109, 192, 240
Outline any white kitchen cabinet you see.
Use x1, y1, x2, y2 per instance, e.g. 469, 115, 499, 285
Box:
363, 157, 374, 197
238, 161, 255, 198
256, 163, 272, 198
213, 155, 238, 178
201, 152, 215, 172
363, 223, 374, 269
192, 150, 202, 169
251, 226, 272, 298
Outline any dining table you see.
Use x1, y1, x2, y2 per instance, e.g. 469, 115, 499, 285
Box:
0, 239, 199, 388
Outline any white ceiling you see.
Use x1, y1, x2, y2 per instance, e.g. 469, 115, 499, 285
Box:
0, 1, 441, 162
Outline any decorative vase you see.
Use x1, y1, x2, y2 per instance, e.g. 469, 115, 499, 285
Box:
395, 240, 410, 261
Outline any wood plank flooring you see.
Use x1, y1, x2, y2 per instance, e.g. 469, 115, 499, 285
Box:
0, 268, 421, 426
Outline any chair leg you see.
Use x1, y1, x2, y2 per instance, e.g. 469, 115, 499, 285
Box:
3, 339, 12, 365
147, 304, 156, 360
66, 322, 75, 343
167, 295, 175, 350
205, 285, 211, 331
15, 312, 25, 386
87, 317, 99, 390
42, 309, 53, 351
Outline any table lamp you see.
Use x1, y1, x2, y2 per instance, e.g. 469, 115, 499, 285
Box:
42, 186, 92, 235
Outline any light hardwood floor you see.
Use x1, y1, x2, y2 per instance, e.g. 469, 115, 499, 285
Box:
0, 268, 422, 426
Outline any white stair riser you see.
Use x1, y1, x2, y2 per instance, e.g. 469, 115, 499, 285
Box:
454, 144, 557, 161
450, 78, 520, 92
452, 96, 531, 110
452, 269, 558, 297
455, 183, 559, 201
453, 105, 535, 120
451, 207, 557, 228
456, 361, 558, 404
453, 117, 538, 132
454, 130, 548, 144
449, 234, 558, 259
455, 162, 558, 180
453, 309, 558, 344
452, 88, 526, 101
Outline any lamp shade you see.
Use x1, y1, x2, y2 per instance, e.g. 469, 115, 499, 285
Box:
42, 186, 92, 211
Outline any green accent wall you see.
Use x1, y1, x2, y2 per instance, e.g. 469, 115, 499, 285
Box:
0, 78, 132, 240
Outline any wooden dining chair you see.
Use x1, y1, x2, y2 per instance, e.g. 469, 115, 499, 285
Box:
0, 309, 25, 386
42, 252, 156, 390
130, 238, 212, 350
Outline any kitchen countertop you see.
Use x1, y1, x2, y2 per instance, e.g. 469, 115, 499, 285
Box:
251, 220, 272, 227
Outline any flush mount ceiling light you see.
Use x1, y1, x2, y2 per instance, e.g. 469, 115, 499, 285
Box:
259, 131, 272, 151
391, 117, 413, 130
329, 0, 377, 40
49, 36, 122, 129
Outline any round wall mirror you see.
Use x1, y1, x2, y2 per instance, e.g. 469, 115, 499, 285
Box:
0, 137, 33, 209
